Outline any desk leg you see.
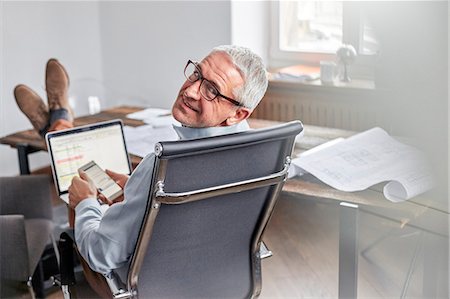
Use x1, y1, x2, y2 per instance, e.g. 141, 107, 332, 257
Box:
17, 144, 32, 175
339, 202, 359, 299
17, 144, 40, 175
422, 233, 439, 298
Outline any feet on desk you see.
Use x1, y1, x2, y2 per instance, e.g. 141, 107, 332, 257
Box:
14, 58, 74, 136
46, 58, 73, 122
14, 84, 49, 134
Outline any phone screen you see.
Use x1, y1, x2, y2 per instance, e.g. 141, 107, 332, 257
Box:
80, 161, 123, 200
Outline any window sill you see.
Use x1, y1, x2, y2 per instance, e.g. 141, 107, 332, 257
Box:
268, 77, 375, 92
268, 64, 375, 92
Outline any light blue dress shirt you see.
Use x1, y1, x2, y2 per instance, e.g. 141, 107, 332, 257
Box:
75, 121, 250, 282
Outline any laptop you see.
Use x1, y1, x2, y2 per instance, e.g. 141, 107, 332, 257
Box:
46, 119, 132, 203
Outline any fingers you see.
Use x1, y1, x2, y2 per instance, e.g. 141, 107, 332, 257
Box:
111, 194, 124, 205
105, 169, 117, 177
68, 176, 85, 209
68, 174, 97, 209
98, 191, 124, 206
98, 193, 112, 205
70, 176, 82, 187
78, 169, 95, 186
78, 169, 89, 181
105, 169, 120, 182
105, 169, 128, 188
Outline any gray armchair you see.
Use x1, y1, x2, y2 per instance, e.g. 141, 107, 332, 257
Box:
58, 120, 303, 299
119, 121, 302, 298
0, 175, 55, 298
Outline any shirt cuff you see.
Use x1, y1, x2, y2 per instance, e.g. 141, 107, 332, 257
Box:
75, 197, 101, 213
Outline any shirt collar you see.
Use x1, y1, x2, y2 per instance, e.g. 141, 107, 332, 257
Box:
172, 120, 250, 140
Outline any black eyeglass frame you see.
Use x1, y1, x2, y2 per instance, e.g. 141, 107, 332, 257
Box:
184, 60, 245, 107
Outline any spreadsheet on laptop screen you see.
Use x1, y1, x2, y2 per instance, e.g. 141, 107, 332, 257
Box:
49, 124, 130, 192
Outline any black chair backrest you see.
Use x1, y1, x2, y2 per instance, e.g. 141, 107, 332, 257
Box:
126, 121, 303, 299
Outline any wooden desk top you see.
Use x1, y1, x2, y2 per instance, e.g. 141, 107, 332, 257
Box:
1, 106, 447, 236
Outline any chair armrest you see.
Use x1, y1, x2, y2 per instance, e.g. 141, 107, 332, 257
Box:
0, 175, 52, 220
0, 215, 30, 281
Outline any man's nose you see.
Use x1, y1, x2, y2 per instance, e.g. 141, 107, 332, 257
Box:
184, 80, 202, 100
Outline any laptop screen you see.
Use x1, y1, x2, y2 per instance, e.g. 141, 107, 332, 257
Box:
46, 120, 131, 194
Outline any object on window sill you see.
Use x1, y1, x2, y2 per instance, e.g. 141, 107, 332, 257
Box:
269, 64, 320, 82
271, 72, 319, 82
336, 44, 357, 82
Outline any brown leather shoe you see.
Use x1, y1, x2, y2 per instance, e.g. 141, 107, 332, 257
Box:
14, 84, 49, 132
45, 58, 73, 121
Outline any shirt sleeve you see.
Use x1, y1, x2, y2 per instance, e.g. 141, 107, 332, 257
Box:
74, 154, 156, 275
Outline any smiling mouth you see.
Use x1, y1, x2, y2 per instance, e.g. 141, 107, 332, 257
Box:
183, 99, 199, 112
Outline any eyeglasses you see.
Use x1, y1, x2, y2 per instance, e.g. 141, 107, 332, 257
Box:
184, 60, 244, 107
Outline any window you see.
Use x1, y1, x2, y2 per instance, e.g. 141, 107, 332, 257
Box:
279, 1, 343, 53
271, 1, 379, 68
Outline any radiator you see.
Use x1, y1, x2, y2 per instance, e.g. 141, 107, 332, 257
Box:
252, 84, 377, 131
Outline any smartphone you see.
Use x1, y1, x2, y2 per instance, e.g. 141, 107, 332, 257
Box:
79, 161, 123, 201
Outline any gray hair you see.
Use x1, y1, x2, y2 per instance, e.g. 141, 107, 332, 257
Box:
211, 45, 268, 110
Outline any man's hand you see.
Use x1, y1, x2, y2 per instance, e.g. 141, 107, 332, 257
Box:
105, 169, 129, 188
68, 170, 97, 209
97, 169, 129, 206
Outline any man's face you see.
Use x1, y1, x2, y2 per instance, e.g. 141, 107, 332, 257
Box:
172, 51, 248, 127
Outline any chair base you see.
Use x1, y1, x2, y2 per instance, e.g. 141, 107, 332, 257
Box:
30, 243, 60, 298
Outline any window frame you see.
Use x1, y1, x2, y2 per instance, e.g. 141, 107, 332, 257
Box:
269, 1, 376, 74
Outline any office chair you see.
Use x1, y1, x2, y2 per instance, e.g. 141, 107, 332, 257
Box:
59, 120, 303, 299
0, 175, 57, 298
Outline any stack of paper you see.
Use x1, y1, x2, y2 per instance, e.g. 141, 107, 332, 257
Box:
123, 125, 178, 158
289, 127, 434, 202
126, 108, 180, 127
127, 108, 171, 120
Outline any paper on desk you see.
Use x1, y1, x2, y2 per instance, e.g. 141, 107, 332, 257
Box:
292, 127, 434, 202
143, 115, 180, 128
123, 125, 179, 158
288, 137, 345, 179
126, 108, 171, 120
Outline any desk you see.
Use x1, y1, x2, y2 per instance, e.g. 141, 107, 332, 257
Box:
0, 106, 146, 174
1, 106, 448, 298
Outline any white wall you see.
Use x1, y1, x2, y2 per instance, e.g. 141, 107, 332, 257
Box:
448, 3, 450, 296
231, 0, 269, 64
0, 1, 231, 176
1, 1, 103, 176
98, 1, 231, 109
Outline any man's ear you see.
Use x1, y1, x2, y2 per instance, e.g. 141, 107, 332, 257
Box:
224, 107, 252, 126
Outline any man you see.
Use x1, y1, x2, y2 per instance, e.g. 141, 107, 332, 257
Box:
67, 45, 268, 297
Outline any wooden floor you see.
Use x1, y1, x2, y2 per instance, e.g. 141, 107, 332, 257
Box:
47, 192, 447, 299
260, 193, 339, 298
261, 193, 448, 298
